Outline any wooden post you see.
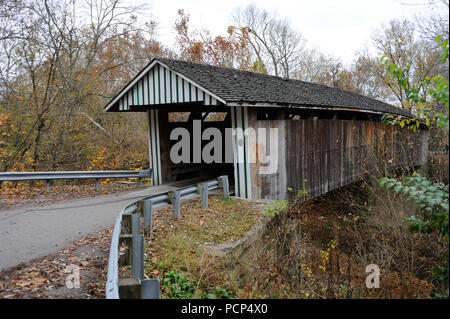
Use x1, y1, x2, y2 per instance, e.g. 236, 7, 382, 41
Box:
119, 213, 133, 266
131, 213, 140, 236
118, 278, 141, 299
171, 190, 181, 220
121, 213, 132, 234
132, 234, 144, 280
136, 200, 144, 216
167, 190, 174, 204
201, 182, 208, 209
141, 278, 160, 299
144, 199, 153, 237
118, 234, 132, 266
219, 175, 230, 198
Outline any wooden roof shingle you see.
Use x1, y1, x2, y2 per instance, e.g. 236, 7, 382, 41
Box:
105, 57, 412, 117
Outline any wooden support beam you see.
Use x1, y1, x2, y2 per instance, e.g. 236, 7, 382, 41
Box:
141, 278, 160, 299
143, 199, 153, 238
199, 182, 209, 209
121, 213, 132, 234
131, 213, 140, 236
219, 175, 230, 198
132, 234, 144, 280
201, 112, 210, 121
118, 234, 132, 266
168, 190, 181, 219
118, 278, 141, 299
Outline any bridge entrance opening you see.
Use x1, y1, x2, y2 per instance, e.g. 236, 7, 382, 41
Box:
149, 105, 235, 187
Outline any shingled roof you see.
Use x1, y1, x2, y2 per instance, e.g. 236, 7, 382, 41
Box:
106, 57, 411, 117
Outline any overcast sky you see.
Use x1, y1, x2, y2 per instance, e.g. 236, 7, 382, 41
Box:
138, 0, 442, 65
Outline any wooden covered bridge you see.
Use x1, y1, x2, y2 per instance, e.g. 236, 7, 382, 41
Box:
104, 58, 428, 200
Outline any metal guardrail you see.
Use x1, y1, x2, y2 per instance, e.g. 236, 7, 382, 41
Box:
105, 175, 230, 299
0, 169, 152, 192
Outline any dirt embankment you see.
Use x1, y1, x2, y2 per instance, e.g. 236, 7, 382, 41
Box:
220, 187, 438, 299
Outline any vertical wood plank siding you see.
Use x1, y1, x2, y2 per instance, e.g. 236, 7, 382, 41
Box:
115, 63, 220, 110
231, 106, 252, 199
147, 110, 162, 185
246, 110, 428, 200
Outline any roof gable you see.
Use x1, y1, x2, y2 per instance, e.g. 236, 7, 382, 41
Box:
105, 60, 226, 111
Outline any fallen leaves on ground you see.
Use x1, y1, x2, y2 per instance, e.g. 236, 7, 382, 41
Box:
0, 228, 113, 299
0, 181, 147, 210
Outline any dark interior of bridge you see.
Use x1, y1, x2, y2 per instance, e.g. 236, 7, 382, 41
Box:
156, 104, 235, 185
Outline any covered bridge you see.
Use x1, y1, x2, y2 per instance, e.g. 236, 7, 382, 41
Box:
104, 57, 428, 200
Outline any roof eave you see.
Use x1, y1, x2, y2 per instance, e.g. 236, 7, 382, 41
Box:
226, 101, 411, 117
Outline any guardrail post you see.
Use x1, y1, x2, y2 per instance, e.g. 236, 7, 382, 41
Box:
95, 178, 99, 191
137, 177, 141, 186
168, 190, 181, 220
121, 213, 132, 234
119, 278, 141, 299
173, 190, 181, 220
46, 180, 50, 193
119, 213, 133, 266
132, 213, 140, 236
218, 175, 230, 198
200, 182, 209, 209
137, 200, 149, 216
141, 278, 160, 299
118, 234, 132, 266
143, 199, 153, 238
132, 234, 144, 280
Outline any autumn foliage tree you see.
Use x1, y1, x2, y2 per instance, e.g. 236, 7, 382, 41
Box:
174, 9, 253, 70
0, 0, 166, 174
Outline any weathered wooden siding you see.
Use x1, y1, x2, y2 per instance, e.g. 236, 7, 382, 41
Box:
113, 62, 224, 111
231, 106, 252, 199
247, 109, 428, 200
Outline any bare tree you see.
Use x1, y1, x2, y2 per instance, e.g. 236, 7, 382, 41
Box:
26, 0, 154, 169
0, 0, 28, 41
231, 4, 305, 78
414, 0, 449, 81
358, 19, 443, 110
413, 0, 449, 43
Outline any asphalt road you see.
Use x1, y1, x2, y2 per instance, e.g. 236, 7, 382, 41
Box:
0, 184, 180, 271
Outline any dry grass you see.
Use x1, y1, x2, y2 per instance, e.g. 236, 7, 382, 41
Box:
142, 196, 267, 298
